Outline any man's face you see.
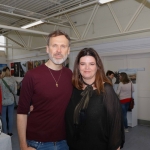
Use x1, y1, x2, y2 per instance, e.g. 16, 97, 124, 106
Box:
109, 74, 114, 79
46, 35, 70, 65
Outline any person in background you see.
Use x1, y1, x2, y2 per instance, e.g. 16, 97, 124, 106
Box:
106, 70, 115, 83
0, 71, 2, 114
116, 72, 134, 133
65, 48, 124, 150
17, 30, 73, 150
0, 67, 17, 136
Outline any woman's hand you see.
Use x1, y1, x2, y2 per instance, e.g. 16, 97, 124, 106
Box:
117, 147, 120, 150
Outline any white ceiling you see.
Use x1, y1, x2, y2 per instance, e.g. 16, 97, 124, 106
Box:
1, 0, 150, 52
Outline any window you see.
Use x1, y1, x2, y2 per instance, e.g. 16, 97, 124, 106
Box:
0, 35, 5, 51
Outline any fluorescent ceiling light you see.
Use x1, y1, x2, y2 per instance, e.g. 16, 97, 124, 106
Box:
98, 0, 114, 4
21, 20, 44, 29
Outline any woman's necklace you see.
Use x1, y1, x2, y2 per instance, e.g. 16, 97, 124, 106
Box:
48, 68, 63, 87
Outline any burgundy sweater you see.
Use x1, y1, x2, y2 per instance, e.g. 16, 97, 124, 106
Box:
17, 64, 73, 142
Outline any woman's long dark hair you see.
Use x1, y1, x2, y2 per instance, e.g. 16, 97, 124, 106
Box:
72, 47, 111, 94
119, 72, 130, 84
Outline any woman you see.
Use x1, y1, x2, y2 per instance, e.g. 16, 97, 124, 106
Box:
116, 72, 134, 133
65, 48, 124, 150
0, 71, 2, 115
1, 67, 17, 136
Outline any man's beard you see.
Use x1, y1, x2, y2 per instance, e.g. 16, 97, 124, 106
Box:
49, 53, 68, 65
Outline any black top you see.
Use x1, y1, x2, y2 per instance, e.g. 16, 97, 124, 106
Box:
65, 83, 124, 150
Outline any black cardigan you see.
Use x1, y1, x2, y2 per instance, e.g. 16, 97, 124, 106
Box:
65, 83, 125, 150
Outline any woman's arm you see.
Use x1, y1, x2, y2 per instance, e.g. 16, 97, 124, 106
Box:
104, 84, 125, 150
116, 82, 121, 96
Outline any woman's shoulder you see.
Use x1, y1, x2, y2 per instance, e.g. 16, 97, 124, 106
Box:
73, 87, 82, 93
104, 82, 114, 92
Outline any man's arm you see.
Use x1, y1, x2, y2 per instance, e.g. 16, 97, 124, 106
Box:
17, 114, 35, 150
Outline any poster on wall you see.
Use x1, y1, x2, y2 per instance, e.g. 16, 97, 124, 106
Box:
10, 63, 14, 76
0, 64, 7, 72
118, 69, 137, 84
10, 63, 14, 69
27, 61, 33, 70
34, 60, 45, 68
20, 62, 27, 77
14, 62, 20, 77
11, 70, 14, 76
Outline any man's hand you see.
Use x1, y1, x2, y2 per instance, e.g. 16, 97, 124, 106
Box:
21, 146, 36, 150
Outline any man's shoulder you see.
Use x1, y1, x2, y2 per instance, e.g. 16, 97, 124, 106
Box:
27, 64, 45, 73
24, 64, 46, 79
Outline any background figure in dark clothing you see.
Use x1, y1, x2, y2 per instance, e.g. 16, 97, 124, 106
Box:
106, 70, 115, 83
65, 48, 125, 150
17, 30, 73, 150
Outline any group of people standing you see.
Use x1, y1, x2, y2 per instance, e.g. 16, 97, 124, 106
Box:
0, 67, 17, 136
106, 70, 134, 133
0, 30, 134, 150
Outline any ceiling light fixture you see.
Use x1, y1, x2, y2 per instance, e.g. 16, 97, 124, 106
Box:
21, 20, 44, 29
98, 0, 115, 4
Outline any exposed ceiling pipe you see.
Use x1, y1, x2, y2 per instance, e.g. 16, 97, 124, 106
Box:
43, 1, 98, 20
0, 10, 70, 28
0, 24, 49, 35
0, 45, 26, 49
0, 24, 77, 40
30, 27, 150, 51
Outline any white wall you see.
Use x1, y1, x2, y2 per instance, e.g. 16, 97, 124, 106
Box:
0, 56, 6, 64
103, 53, 150, 122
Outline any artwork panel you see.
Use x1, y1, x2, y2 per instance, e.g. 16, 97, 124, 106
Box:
14, 62, 20, 77
0, 64, 7, 72
27, 61, 33, 70
10, 63, 14, 69
11, 70, 14, 76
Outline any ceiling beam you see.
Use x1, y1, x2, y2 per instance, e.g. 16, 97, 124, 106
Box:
0, 24, 49, 35
0, 10, 70, 28
43, 0, 98, 20
4, 35, 24, 47
0, 24, 77, 40
48, 0, 61, 5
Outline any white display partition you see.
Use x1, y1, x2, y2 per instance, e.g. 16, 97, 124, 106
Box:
113, 84, 138, 127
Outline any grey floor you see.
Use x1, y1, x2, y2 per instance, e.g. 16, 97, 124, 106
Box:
11, 110, 150, 150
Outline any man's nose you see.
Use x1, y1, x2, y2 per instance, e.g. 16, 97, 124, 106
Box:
56, 46, 61, 53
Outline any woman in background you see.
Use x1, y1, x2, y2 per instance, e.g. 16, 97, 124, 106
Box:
0, 71, 2, 115
65, 48, 124, 150
1, 67, 17, 136
116, 72, 134, 133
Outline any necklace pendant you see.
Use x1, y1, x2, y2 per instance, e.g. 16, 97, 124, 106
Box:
56, 83, 58, 87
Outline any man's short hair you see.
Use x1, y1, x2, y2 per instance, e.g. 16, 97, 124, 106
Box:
47, 30, 71, 46
106, 70, 114, 76
2, 66, 10, 72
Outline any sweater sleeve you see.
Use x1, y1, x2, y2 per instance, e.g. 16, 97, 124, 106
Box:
104, 83, 125, 150
17, 71, 34, 114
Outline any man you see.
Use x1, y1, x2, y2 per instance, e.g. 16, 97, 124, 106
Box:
17, 30, 73, 150
106, 70, 115, 83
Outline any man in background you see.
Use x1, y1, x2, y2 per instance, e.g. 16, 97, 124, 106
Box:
17, 30, 73, 150
106, 70, 115, 83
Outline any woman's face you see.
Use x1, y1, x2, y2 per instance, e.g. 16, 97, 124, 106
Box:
6, 69, 10, 76
79, 56, 97, 83
119, 75, 122, 80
